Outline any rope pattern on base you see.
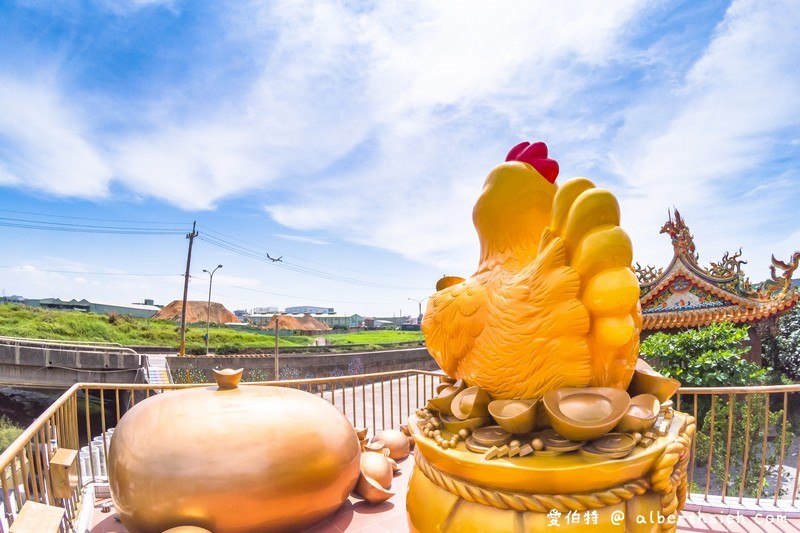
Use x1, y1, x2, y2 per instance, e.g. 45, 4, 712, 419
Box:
650, 416, 697, 533
414, 450, 650, 513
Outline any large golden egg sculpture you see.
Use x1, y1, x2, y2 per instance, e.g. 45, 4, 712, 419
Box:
108, 369, 360, 533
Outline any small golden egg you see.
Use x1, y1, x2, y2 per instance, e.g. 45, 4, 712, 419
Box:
532, 438, 544, 451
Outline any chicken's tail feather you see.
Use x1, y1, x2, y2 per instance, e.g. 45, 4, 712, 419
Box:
551, 178, 641, 390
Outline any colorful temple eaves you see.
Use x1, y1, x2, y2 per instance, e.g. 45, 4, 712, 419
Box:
636, 209, 800, 331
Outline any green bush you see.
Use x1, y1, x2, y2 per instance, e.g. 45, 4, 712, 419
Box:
185, 344, 206, 355
0, 416, 24, 453
640, 322, 768, 388
215, 344, 242, 355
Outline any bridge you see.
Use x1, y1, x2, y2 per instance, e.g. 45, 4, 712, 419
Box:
0, 336, 145, 388
0, 336, 436, 388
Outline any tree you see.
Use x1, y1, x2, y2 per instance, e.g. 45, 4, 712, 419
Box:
761, 305, 800, 382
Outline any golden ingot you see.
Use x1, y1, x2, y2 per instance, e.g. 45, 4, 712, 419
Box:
425, 380, 465, 415
436, 276, 466, 291
628, 358, 681, 403
361, 451, 393, 489
212, 367, 242, 389
108, 369, 360, 533
615, 393, 660, 434
543, 387, 630, 441
439, 414, 488, 434
355, 473, 394, 503
374, 430, 410, 461
488, 399, 538, 434
451, 386, 491, 420
364, 439, 385, 453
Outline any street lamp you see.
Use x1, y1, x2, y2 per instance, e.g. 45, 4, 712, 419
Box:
408, 297, 430, 338
203, 264, 223, 355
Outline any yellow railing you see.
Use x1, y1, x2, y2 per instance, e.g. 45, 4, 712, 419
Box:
1, 374, 799, 531
0, 382, 82, 532
0, 369, 444, 532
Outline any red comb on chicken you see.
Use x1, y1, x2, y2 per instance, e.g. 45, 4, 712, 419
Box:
506, 141, 559, 183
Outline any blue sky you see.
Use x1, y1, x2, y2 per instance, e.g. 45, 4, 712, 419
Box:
1, 0, 799, 318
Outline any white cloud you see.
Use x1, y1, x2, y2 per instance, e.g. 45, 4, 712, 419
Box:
0, 76, 112, 198
612, 0, 800, 279
273, 234, 330, 246
2, 0, 798, 289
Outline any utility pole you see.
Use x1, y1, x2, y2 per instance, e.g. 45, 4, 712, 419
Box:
179, 221, 198, 357
274, 314, 280, 380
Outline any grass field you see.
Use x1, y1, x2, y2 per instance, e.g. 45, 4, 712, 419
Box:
0, 303, 424, 351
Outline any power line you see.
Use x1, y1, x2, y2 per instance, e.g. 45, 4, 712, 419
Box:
198, 224, 414, 279
0, 265, 179, 277
0, 211, 431, 294
197, 233, 428, 290
0, 208, 187, 226
0, 216, 186, 235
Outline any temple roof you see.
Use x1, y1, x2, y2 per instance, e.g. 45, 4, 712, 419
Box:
637, 209, 800, 331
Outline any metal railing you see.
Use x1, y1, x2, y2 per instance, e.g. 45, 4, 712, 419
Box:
2, 375, 799, 531
677, 384, 800, 512
0, 335, 137, 353
0, 369, 444, 532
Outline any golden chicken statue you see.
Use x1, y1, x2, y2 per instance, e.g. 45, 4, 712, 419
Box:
423, 141, 642, 399
408, 142, 693, 533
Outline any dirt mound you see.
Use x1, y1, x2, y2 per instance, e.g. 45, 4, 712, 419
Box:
154, 300, 239, 324
264, 314, 305, 330
298, 314, 332, 331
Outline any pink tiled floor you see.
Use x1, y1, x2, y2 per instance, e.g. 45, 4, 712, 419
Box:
90, 454, 800, 532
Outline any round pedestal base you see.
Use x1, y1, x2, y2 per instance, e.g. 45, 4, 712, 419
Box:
406, 413, 695, 533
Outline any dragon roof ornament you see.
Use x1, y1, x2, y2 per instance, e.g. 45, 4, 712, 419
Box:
659, 209, 698, 262
637, 209, 799, 330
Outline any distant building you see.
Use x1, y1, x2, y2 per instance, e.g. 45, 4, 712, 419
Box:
315, 313, 362, 328
0, 294, 25, 304
26, 298, 91, 312
23, 298, 160, 319
252, 306, 279, 315
90, 301, 161, 319
375, 316, 412, 327
285, 305, 335, 314
247, 312, 362, 329
364, 317, 400, 329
